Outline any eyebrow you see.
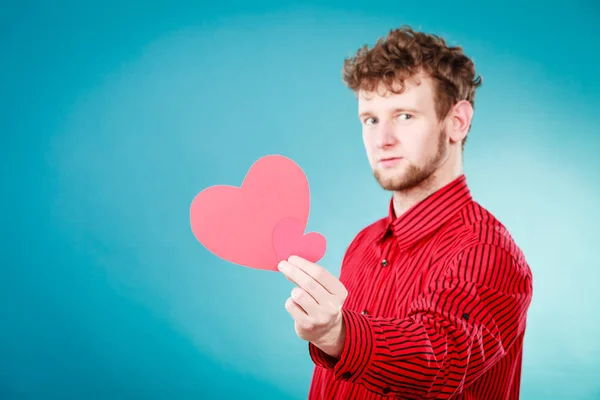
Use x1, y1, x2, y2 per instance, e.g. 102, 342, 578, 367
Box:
358, 107, 420, 119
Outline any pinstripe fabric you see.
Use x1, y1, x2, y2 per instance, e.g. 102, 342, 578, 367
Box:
307, 175, 533, 399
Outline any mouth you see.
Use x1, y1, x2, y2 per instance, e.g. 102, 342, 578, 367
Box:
380, 157, 402, 162
378, 157, 403, 168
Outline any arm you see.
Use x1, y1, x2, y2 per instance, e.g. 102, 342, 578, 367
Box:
309, 243, 533, 399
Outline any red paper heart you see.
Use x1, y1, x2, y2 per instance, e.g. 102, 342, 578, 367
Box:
273, 217, 326, 264
190, 155, 317, 271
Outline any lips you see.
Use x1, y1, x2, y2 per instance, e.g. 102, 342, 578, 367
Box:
378, 157, 402, 168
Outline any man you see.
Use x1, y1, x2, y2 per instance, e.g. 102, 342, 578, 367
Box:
278, 25, 533, 399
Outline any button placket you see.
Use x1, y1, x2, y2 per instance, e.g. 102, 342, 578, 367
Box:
380, 234, 394, 268
371, 235, 397, 314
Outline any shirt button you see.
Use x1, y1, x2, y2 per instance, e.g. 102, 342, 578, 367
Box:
383, 387, 391, 394
361, 309, 368, 315
342, 372, 352, 379
381, 259, 388, 267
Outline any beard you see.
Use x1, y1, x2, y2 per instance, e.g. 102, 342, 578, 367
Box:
373, 128, 447, 192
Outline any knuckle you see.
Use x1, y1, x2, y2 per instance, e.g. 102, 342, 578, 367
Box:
315, 313, 328, 325
304, 280, 316, 293
292, 287, 304, 300
320, 271, 331, 284
313, 269, 325, 282
285, 297, 294, 309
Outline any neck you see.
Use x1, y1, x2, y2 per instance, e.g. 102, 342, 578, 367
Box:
392, 155, 463, 218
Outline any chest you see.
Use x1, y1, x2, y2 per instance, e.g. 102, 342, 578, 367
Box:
339, 237, 443, 319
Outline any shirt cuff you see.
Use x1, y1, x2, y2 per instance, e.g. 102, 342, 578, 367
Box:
308, 309, 375, 384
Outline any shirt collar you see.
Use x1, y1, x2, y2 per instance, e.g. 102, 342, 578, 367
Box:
376, 174, 472, 250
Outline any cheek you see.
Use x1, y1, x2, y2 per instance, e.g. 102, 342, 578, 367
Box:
399, 126, 435, 161
362, 133, 376, 162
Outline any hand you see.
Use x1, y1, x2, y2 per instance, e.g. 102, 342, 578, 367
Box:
278, 256, 348, 358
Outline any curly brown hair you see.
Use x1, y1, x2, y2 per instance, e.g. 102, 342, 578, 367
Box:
342, 25, 482, 137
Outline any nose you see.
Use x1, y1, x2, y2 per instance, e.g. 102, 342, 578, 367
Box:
375, 120, 398, 149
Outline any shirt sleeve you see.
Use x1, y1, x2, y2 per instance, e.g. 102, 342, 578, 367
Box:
308, 243, 533, 399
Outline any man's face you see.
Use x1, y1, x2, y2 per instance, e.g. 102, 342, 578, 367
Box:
358, 74, 449, 192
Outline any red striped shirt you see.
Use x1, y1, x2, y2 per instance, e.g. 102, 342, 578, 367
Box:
308, 175, 533, 399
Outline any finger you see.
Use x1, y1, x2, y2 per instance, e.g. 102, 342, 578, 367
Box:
284, 274, 297, 285
288, 256, 347, 297
290, 286, 320, 316
279, 264, 297, 285
279, 261, 330, 305
284, 296, 312, 328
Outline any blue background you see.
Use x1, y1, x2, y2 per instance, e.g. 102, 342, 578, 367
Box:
2, 1, 599, 399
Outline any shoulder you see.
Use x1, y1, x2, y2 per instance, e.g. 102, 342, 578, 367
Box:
437, 200, 529, 269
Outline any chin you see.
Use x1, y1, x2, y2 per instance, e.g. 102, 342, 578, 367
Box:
376, 166, 405, 180
375, 166, 433, 192
376, 172, 408, 189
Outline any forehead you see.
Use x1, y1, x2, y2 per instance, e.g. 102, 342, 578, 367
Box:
357, 75, 435, 113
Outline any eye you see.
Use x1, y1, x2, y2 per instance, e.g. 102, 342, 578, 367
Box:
396, 113, 412, 121
363, 117, 378, 126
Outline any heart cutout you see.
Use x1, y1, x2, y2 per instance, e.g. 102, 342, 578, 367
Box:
190, 155, 325, 271
273, 217, 326, 264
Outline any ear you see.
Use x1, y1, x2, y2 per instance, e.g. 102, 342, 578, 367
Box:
447, 100, 473, 144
